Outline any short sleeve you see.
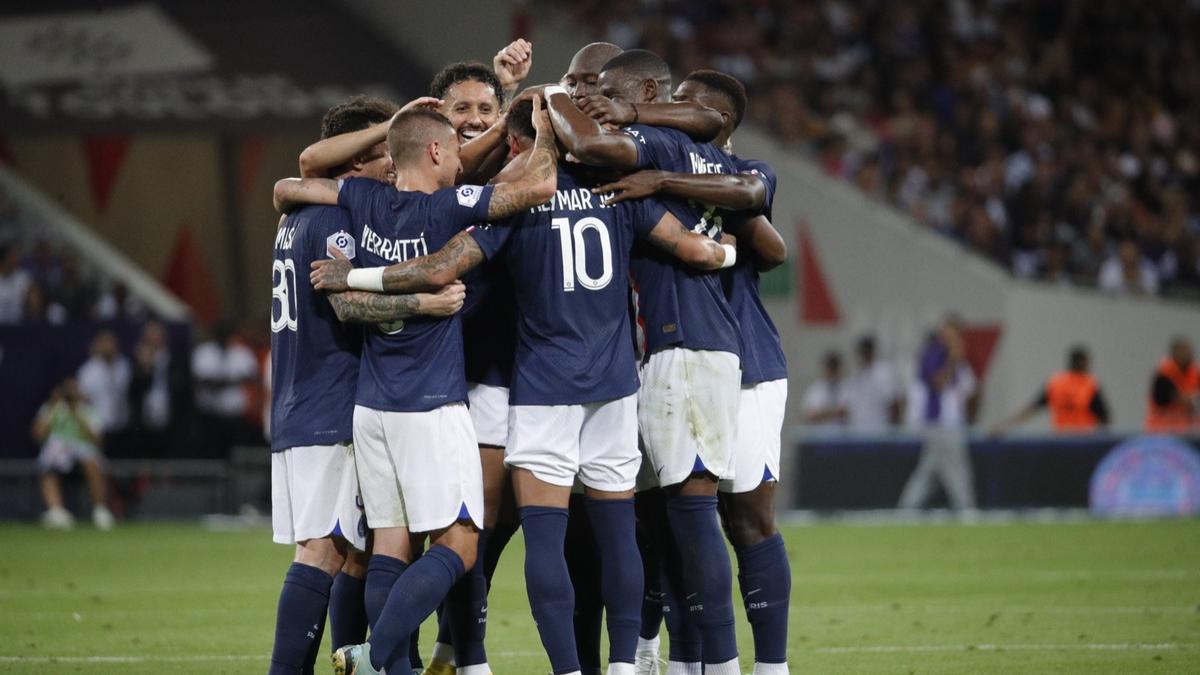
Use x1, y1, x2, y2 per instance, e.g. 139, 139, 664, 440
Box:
739, 159, 777, 218
630, 197, 670, 238
621, 125, 671, 170
466, 221, 512, 260
428, 184, 496, 235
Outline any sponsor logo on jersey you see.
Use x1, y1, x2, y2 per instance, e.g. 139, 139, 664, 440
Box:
326, 230, 355, 259
456, 184, 484, 207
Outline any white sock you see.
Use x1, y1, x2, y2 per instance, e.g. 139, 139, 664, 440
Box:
431, 641, 455, 665
754, 662, 790, 675
703, 657, 742, 675
607, 662, 636, 675
459, 665, 491, 675
666, 662, 701, 675
636, 635, 660, 655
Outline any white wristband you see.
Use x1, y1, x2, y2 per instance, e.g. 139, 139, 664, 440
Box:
346, 267, 385, 292
719, 244, 738, 269
544, 85, 568, 99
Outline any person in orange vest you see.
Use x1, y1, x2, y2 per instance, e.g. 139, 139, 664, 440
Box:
990, 346, 1110, 435
1146, 337, 1199, 433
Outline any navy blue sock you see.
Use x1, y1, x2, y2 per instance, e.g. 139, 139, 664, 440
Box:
661, 533, 701, 664
446, 528, 491, 666
329, 572, 367, 651
635, 490, 668, 641
364, 555, 407, 630
666, 495, 738, 664
585, 497, 643, 665
269, 562, 332, 675
566, 495, 602, 674
369, 545, 465, 673
736, 533, 791, 664
408, 625, 423, 670
520, 505, 579, 674
302, 614, 326, 675
483, 519, 519, 585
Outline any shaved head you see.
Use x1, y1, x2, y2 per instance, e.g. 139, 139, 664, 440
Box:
388, 109, 458, 186
563, 42, 623, 101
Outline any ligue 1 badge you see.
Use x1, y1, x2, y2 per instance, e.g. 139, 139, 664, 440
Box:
326, 231, 356, 260
456, 185, 483, 207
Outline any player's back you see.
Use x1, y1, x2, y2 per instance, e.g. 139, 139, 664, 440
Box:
269, 205, 362, 451
622, 123, 741, 357
487, 164, 663, 405
338, 177, 487, 413
723, 156, 787, 385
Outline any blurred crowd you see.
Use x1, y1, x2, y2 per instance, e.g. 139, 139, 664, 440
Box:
563, 0, 1200, 297
0, 238, 146, 324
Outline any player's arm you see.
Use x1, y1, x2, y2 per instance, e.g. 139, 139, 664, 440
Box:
311, 231, 487, 293
485, 94, 559, 219
642, 211, 735, 271
273, 177, 339, 213
732, 215, 787, 271
595, 170, 766, 211
326, 282, 465, 324
578, 96, 723, 142
493, 39, 533, 109
297, 97, 442, 177
459, 115, 510, 184
544, 87, 641, 169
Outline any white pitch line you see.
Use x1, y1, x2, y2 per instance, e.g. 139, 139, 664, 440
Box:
813, 642, 1197, 655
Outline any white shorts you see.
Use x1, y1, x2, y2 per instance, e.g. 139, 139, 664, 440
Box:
506, 394, 640, 492
638, 348, 741, 487
721, 378, 787, 493
38, 437, 102, 473
271, 443, 367, 551
352, 403, 484, 533
468, 383, 510, 448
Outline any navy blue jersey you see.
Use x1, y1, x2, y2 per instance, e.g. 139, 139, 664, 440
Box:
461, 260, 516, 388
471, 165, 666, 405
724, 157, 788, 385
337, 177, 495, 412
269, 206, 362, 451
622, 124, 741, 357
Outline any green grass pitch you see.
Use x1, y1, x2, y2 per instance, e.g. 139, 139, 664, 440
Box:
0, 519, 1197, 674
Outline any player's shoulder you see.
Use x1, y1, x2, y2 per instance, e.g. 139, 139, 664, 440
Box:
622, 122, 685, 145
732, 154, 774, 175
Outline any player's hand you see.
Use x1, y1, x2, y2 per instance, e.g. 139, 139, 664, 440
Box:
592, 170, 667, 205
399, 96, 443, 114
417, 280, 466, 317
530, 93, 556, 142
579, 95, 636, 126
494, 39, 533, 92
719, 231, 737, 248
310, 245, 353, 292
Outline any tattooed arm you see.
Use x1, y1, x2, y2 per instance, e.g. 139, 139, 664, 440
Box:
325, 282, 466, 323
311, 232, 486, 293
273, 177, 339, 213
642, 211, 730, 270
485, 94, 559, 220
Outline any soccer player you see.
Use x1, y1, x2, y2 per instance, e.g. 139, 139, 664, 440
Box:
273, 101, 559, 675
267, 95, 468, 675
543, 50, 744, 675
309, 94, 735, 675
593, 70, 793, 675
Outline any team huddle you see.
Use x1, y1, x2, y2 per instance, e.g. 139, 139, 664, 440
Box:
267, 40, 791, 675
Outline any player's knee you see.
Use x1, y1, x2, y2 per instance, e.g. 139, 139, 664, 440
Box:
723, 494, 777, 548
294, 536, 348, 576
342, 548, 370, 577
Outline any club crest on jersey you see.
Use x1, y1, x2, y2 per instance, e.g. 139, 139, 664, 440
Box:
456, 185, 484, 207
326, 231, 356, 260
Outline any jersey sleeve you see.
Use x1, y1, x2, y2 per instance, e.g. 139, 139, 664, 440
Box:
466, 220, 513, 260
427, 184, 497, 235
621, 124, 674, 170
738, 159, 777, 219
336, 177, 386, 221
630, 197, 670, 238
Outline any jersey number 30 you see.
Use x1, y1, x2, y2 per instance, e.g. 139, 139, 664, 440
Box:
271, 259, 298, 333
551, 216, 613, 292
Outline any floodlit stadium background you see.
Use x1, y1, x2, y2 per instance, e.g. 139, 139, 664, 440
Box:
0, 2, 1198, 673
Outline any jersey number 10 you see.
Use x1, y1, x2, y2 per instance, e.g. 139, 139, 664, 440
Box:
551, 216, 613, 292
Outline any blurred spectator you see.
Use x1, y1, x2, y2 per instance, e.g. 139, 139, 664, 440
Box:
801, 351, 849, 431
0, 242, 32, 323
128, 320, 184, 456
845, 335, 904, 432
192, 320, 260, 458
990, 345, 1110, 435
1146, 337, 1198, 433
32, 378, 114, 530
1098, 240, 1159, 295
76, 330, 132, 457
560, 0, 1200, 298
900, 316, 977, 511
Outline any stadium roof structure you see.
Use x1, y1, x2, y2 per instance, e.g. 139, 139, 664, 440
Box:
0, 1, 426, 134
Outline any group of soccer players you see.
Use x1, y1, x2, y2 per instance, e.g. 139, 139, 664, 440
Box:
267, 39, 791, 675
